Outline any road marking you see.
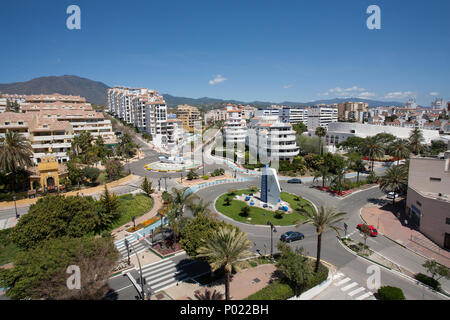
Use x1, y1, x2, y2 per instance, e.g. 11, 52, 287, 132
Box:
341, 282, 358, 292
348, 287, 366, 297
335, 277, 351, 286
355, 291, 373, 300
332, 272, 344, 280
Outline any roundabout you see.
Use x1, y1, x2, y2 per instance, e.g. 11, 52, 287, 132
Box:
144, 158, 202, 173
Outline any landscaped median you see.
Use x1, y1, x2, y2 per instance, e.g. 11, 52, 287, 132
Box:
215, 188, 315, 226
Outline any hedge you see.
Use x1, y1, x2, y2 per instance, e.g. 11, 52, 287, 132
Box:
245, 280, 294, 300
377, 286, 406, 300
415, 273, 441, 291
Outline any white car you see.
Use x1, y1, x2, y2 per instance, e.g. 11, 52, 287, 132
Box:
386, 192, 399, 199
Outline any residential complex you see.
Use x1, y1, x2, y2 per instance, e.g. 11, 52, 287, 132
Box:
175, 105, 201, 132
338, 101, 369, 122
222, 104, 247, 145
307, 105, 338, 131
406, 151, 450, 249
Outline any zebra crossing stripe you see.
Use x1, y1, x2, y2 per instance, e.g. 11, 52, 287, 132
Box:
341, 282, 358, 292
348, 287, 366, 297
335, 277, 351, 286
355, 292, 373, 300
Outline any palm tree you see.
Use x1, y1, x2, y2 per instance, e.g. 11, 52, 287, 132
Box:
196, 227, 253, 300
296, 205, 346, 272
360, 136, 385, 172
348, 156, 365, 183
0, 131, 33, 192
313, 165, 331, 188
186, 197, 211, 217
379, 165, 408, 206
193, 288, 224, 300
388, 139, 411, 165
171, 187, 191, 216
315, 126, 327, 156
331, 166, 346, 195
409, 128, 425, 155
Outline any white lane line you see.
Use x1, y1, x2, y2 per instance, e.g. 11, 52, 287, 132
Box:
332, 273, 344, 280
356, 292, 373, 300
341, 282, 358, 292
335, 277, 351, 286
348, 287, 366, 297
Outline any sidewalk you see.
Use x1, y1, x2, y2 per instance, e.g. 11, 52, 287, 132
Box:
164, 264, 277, 300
111, 190, 164, 241
361, 205, 450, 267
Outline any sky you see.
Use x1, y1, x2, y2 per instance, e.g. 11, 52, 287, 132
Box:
0, 0, 449, 106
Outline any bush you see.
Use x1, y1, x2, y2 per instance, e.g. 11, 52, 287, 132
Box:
202, 175, 209, 180
245, 280, 294, 300
377, 286, 406, 300
274, 210, 284, 219
415, 273, 441, 291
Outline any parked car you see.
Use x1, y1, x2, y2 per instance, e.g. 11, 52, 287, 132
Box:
287, 178, 302, 184
357, 224, 378, 237
280, 231, 305, 243
386, 192, 399, 199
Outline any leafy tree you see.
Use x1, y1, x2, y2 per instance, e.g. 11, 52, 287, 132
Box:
292, 156, 307, 175
11, 195, 100, 249
104, 159, 123, 181
224, 196, 232, 206
313, 165, 331, 188
337, 136, 365, 153
331, 166, 346, 195
0, 236, 118, 300
428, 140, 448, 155
293, 122, 307, 134
141, 176, 154, 197
315, 126, 327, 156
187, 169, 199, 180
297, 135, 323, 155
161, 191, 173, 204
83, 166, 100, 184
0, 131, 33, 192
196, 227, 253, 300
296, 205, 346, 272
239, 206, 250, 217
359, 224, 372, 245
374, 133, 396, 146
379, 165, 408, 206
422, 260, 450, 281
276, 243, 315, 296
409, 128, 425, 155
66, 159, 83, 188
348, 152, 365, 183
97, 186, 120, 230
304, 153, 324, 171
360, 136, 385, 172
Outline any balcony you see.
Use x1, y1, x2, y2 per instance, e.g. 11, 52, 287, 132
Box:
32, 134, 74, 141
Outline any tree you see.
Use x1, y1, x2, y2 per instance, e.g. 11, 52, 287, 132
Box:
409, 128, 425, 155
348, 152, 365, 183
377, 286, 405, 300
337, 136, 365, 153
360, 136, 385, 172
276, 243, 315, 296
193, 288, 224, 300
196, 227, 253, 300
239, 206, 250, 217
296, 205, 346, 272
66, 159, 83, 188
187, 169, 199, 180
313, 166, 331, 188
315, 126, 327, 156
105, 159, 123, 181
359, 224, 372, 245
186, 197, 211, 217
379, 165, 408, 206
11, 195, 100, 249
83, 166, 100, 185
0, 131, 33, 193
224, 196, 232, 206
423, 260, 450, 281
0, 236, 118, 300
98, 185, 120, 230
293, 122, 307, 135
388, 139, 410, 165
331, 166, 346, 195
141, 176, 154, 197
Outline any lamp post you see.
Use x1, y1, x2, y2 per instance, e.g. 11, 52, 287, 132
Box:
13, 195, 19, 219
127, 239, 145, 300
124, 238, 131, 265
158, 178, 161, 191
132, 216, 136, 230
267, 221, 277, 259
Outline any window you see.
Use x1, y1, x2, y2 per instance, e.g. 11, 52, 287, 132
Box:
430, 177, 442, 182
416, 201, 422, 207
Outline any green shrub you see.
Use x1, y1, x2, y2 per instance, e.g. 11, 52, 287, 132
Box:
415, 273, 441, 291
274, 210, 284, 219
202, 175, 209, 180
377, 286, 406, 300
245, 280, 294, 300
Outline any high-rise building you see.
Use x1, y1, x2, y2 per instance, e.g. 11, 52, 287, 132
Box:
223, 104, 247, 145
307, 105, 338, 131
338, 101, 368, 122
175, 105, 201, 132
431, 98, 445, 110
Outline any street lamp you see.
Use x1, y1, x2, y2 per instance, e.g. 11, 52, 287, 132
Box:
132, 216, 136, 230
124, 238, 131, 265
158, 178, 161, 191
13, 195, 19, 219
127, 239, 145, 300
267, 221, 277, 259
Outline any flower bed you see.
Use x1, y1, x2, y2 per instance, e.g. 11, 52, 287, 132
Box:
362, 156, 400, 162
315, 186, 355, 197
150, 241, 183, 258
126, 213, 165, 232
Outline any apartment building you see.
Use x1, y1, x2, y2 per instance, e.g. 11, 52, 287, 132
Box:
307, 105, 338, 131
204, 108, 227, 124
431, 98, 445, 110
0, 98, 6, 113
0, 112, 74, 164
166, 119, 184, 147
24, 94, 87, 104
338, 101, 368, 122
248, 115, 299, 162
223, 104, 247, 145
406, 153, 450, 249
280, 107, 308, 125
176, 105, 201, 132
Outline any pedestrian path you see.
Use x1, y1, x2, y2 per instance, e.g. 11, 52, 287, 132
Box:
116, 237, 148, 259
0, 217, 17, 231
331, 271, 375, 300
141, 259, 191, 293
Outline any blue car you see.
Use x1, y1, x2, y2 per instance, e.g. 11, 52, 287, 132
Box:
280, 231, 305, 243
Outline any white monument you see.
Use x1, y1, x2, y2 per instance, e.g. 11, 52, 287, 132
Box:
260, 165, 281, 206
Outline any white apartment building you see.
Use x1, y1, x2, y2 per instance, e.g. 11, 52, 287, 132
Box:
431, 98, 446, 110
0, 98, 6, 113
307, 105, 338, 131
166, 119, 184, 148
280, 107, 308, 125
223, 105, 247, 145
325, 122, 440, 148
248, 115, 299, 162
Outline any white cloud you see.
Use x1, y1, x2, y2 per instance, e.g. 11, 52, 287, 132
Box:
384, 91, 415, 100
429, 92, 440, 96
357, 91, 376, 99
283, 84, 292, 89
209, 74, 227, 85
318, 86, 371, 98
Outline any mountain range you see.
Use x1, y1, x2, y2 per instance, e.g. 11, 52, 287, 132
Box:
0, 75, 409, 108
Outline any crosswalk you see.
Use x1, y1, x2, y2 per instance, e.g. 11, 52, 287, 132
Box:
332, 272, 375, 300
115, 237, 148, 259
140, 259, 191, 293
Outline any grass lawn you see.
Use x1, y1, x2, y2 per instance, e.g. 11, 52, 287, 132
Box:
0, 228, 21, 265
215, 189, 314, 226
107, 193, 154, 231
